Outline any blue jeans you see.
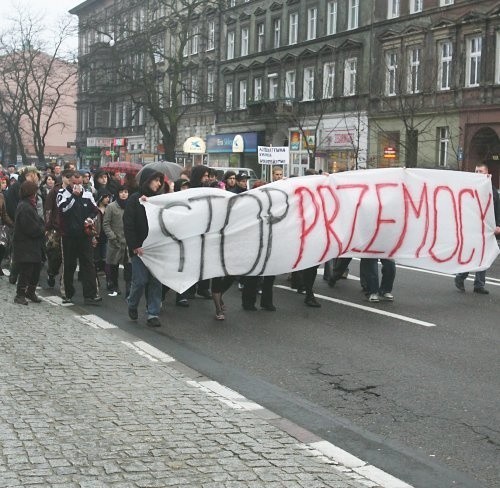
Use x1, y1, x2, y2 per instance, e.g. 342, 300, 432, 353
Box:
456, 270, 486, 290
360, 258, 396, 294
128, 255, 162, 318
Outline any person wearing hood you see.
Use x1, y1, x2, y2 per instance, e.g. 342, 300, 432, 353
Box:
103, 185, 131, 296
123, 168, 165, 327
12, 181, 45, 304
185, 165, 212, 299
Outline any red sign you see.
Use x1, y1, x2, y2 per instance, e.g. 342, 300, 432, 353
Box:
384, 147, 397, 159
113, 138, 127, 147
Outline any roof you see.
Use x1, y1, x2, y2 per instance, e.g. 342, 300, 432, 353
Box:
69, 0, 102, 15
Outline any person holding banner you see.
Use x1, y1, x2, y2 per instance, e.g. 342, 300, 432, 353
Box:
454, 163, 500, 295
123, 168, 165, 327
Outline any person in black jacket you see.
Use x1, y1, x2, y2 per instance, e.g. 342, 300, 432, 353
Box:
454, 163, 500, 294
57, 170, 101, 305
123, 167, 165, 327
12, 181, 45, 305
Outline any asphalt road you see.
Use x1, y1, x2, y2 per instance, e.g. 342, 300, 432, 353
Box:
42, 255, 500, 488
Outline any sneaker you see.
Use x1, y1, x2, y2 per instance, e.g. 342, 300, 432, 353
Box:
14, 295, 28, 305
84, 296, 102, 305
196, 289, 212, 299
47, 275, 55, 288
176, 298, 189, 307
61, 296, 73, 304
147, 317, 161, 327
380, 292, 394, 301
215, 311, 225, 321
473, 288, 489, 295
368, 293, 380, 303
128, 308, 138, 320
454, 277, 465, 292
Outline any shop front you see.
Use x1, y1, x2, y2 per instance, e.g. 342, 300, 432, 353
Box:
206, 132, 264, 173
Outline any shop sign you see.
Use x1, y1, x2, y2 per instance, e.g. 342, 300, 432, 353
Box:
183, 136, 206, 154
206, 132, 260, 153
384, 146, 397, 159
113, 138, 127, 147
87, 137, 112, 147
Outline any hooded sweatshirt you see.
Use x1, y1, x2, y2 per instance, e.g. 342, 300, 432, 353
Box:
123, 168, 164, 256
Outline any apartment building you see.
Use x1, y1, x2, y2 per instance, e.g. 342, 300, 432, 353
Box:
70, 0, 500, 185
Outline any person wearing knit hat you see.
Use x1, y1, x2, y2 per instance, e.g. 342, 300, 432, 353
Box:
12, 181, 45, 305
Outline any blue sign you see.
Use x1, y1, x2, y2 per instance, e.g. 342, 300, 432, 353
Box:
206, 132, 262, 153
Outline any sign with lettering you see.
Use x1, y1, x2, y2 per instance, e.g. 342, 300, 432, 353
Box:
139, 168, 499, 292
258, 146, 290, 165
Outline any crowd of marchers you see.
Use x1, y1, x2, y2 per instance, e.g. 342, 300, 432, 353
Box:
0, 162, 499, 327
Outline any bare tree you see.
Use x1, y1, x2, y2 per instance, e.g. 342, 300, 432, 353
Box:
81, 0, 219, 161
0, 8, 77, 165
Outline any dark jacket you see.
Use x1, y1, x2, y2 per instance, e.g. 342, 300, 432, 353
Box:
492, 182, 500, 226
0, 193, 13, 227
12, 199, 45, 263
123, 168, 164, 256
56, 185, 98, 237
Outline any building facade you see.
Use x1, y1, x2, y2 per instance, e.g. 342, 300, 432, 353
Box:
70, 0, 500, 186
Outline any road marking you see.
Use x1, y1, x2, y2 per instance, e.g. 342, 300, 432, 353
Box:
319, 261, 500, 286
121, 340, 175, 363
307, 441, 414, 487
276, 285, 436, 327
187, 380, 264, 411
41, 295, 74, 307
76, 314, 118, 329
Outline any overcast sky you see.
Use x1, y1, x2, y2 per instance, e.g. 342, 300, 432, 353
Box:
0, 0, 80, 53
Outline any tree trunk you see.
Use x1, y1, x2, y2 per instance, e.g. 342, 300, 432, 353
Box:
405, 129, 418, 168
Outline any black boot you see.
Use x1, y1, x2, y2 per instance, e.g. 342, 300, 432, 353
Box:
14, 286, 28, 305
26, 286, 42, 303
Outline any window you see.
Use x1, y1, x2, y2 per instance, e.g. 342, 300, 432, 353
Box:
241, 27, 249, 56
289, 13, 298, 45
303, 67, 315, 101
410, 0, 422, 13
254, 77, 262, 100
207, 71, 214, 101
227, 31, 235, 60
438, 41, 452, 90
327, 1, 337, 35
191, 76, 199, 103
438, 127, 449, 167
307, 8, 317, 41
273, 19, 281, 49
323, 62, 335, 98
239, 79, 247, 109
269, 73, 279, 100
407, 47, 421, 94
344, 58, 357, 95
229, 0, 235, 6
191, 26, 199, 55
285, 70, 296, 100
348, 0, 359, 30
207, 21, 215, 51
440, 0, 453, 6
388, 0, 400, 19
257, 23, 265, 52
466, 36, 481, 87
225, 82, 233, 109
386, 52, 397, 96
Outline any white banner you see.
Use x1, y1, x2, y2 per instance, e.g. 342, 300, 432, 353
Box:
258, 146, 290, 165
140, 168, 499, 293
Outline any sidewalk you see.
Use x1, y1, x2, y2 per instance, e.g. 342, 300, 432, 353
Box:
0, 278, 394, 488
